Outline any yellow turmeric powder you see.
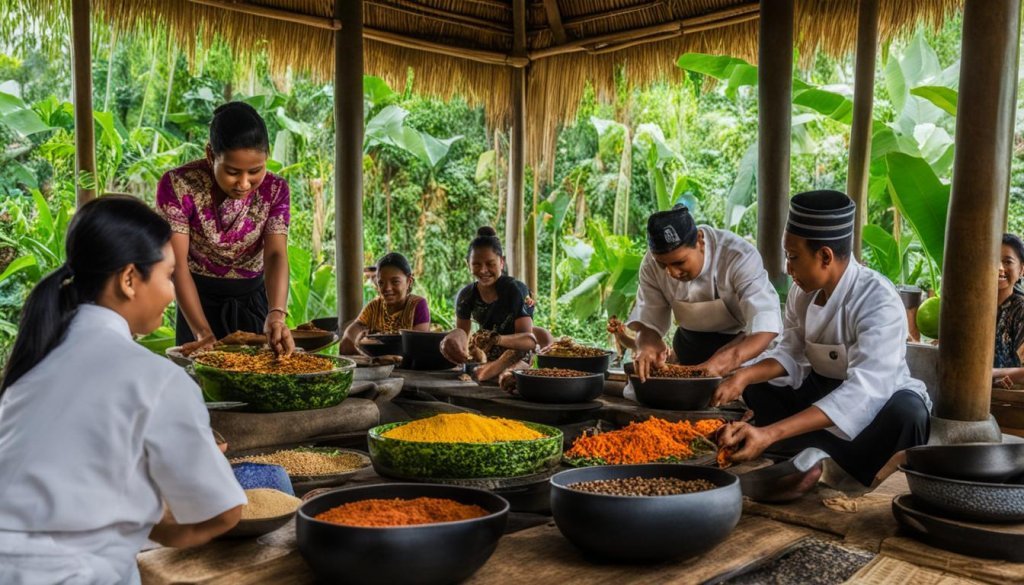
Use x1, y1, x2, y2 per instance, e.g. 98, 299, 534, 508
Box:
382, 413, 543, 443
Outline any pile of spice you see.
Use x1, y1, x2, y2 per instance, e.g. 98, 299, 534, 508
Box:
195, 350, 335, 375
241, 488, 302, 520
315, 497, 489, 527
541, 337, 607, 358
521, 368, 591, 378
232, 449, 367, 476
648, 364, 710, 378
564, 417, 725, 464
568, 477, 717, 497
381, 413, 544, 443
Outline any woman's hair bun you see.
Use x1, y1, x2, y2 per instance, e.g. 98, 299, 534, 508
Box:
476, 226, 497, 237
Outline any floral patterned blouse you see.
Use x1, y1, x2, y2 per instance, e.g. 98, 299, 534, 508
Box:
156, 159, 290, 279
995, 293, 1024, 368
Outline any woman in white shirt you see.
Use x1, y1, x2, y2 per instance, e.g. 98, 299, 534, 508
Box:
629, 205, 782, 380
716, 190, 931, 487
0, 196, 246, 584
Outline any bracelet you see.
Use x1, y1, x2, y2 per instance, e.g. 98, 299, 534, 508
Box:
268, 308, 288, 317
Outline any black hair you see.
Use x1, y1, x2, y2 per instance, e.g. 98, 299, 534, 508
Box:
1003, 233, 1024, 264
803, 236, 853, 260
467, 226, 504, 259
209, 101, 270, 156
1, 196, 172, 394
376, 252, 413, 277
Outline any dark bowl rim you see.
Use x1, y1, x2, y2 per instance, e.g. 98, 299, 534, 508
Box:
297, 482, 511, 531
900, 465, 1024, 489
537, 349, 614, 359
628, 374, 724, 384
514, 370, 605, 381
399, 329, 452, 337
368, 419, 564, 447
365, 333, 403, 340
549, 463, 739, 500
192, 352, 356, 377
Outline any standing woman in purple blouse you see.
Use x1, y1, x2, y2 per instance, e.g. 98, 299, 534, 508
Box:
156, 102, 294, 355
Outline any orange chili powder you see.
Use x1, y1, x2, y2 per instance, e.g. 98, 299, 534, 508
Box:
314, 497, 489, 527
565, 417, 725, 465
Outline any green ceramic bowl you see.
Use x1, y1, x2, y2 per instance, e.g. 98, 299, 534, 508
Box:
192, 351, 355, 413
368, 420, 563, 479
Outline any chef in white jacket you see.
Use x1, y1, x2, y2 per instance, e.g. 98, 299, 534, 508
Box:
629, 204, 782, 380
0, 196, 246, 584
716, 190, 931, 487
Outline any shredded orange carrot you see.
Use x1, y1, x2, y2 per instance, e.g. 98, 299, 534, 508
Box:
565, 417, 725, 464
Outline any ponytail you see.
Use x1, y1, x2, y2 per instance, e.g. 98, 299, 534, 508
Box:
1, 196, 171, 394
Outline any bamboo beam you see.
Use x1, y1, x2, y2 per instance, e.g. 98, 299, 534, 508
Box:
71, 0, 95, 206
363, 28, 529, 67
187, 0, 341, 30
368, 0, 512, 36
847, 0, 879, 260
563, 1, 666, 28
506, 0, 527, 280
335, 0, 364, 327
756, 0, 793, 289
937, 0, 1022, 423
528, 3, 759, 60
543, 0, 568, 45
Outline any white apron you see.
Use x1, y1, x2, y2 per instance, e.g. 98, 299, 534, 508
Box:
672, 276, 744, 333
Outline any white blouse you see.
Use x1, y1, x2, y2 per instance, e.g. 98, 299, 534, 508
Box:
0, 304, 246, 584
627, 226, 782, 336
763, 261, 932, 440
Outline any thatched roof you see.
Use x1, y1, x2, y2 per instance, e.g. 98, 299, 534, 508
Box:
33, 0, 964, 171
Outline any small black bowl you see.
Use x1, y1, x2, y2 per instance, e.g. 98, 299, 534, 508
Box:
297, 483, 509, 584
628, 375, 721, 410
401, 330, 456, 370
359, 333, 403, 357
550, 464, 741, 562
536, 351, 613, 375
514, 370, 604, 404
311, 317, 341, 336
906, 443, 1024, 483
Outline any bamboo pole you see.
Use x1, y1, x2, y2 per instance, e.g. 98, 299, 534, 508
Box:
335, 0, 365, 327
525, 172, 538, 295
847, 0, 879, 260
542, 0, 568, 45
71, 0, 95, 206
506, 0, 527, 279
369, 0, 512, 35
363, 28, 528, 67
937, 0, 1022, 423
756, 0, 793, 289
186, 0, 341, 30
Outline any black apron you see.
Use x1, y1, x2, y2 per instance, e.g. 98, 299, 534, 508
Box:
672, 327, 741, 365
175, 272, 269, 345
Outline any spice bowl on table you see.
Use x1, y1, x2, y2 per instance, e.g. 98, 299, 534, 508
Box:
512, 368, 605, 403
536, 338, 613, 375
297, 483, 509, 585
231, 447, 371, 494
550, 463, 742, 562
626, 363, 722, 410
221, 488, 302, 538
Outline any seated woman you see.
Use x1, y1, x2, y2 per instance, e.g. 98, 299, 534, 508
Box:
715, 190, 931, 489
992, 234, 1024, 388
440, 227, 553, 382
0, 197, 245, 584
340, 252, 430, 355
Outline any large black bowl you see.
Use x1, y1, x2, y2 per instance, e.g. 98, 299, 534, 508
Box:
550, 464, 742, 562
628, 375, 721, 410
536, 350, 613, 375
901, 465, 1024, 523
906, 443, 1024, 483
513, 370, 604, 404
359, 333, 404, 357
401, 330, 456, 370
297, 483, 508, 585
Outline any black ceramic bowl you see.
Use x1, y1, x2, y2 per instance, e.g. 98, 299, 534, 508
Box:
513, 370, 604, 404
901, 465, 1024, 522
536, 350, 613, 375
359, 333, 404, 357
906, 443, 1024, 483
297, 483, 509, 585
550, 464, 742, 562
401, 330, 456, 370
628, 375, 721, 410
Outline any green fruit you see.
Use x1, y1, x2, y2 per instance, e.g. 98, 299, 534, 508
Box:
916, 296, 941, 339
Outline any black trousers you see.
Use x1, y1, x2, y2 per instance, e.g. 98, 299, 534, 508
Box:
672, 327, 740, 365
743, 372, 930, 486
175, 273, 268, 345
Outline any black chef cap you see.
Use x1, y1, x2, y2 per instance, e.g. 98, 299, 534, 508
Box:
646, 205, 698, 254
786, 190, 856, 241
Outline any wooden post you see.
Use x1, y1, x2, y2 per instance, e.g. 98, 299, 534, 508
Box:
524, 173, 538, 294
756, 0, 793, 288
335, 0, 364, 327
70, 0, 96, 206
505, 0, 526, 278
936, 0, 1022, 422
847, 0, 879, 260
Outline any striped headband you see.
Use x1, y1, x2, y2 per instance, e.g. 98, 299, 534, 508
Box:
786, 190, 856, 241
